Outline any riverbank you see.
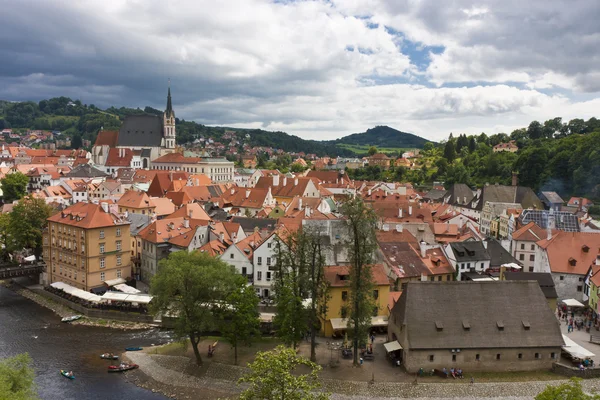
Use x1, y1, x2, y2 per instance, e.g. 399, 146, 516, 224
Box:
122, 342, 600, 400
2, 280, 154, 330
124, 343, 600, 400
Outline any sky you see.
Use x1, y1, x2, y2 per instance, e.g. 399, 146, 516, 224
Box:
2, 0, 600, 142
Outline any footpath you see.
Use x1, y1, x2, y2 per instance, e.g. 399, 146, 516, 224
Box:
125, 351, 600, 400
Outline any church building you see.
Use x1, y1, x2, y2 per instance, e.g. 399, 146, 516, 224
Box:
92, 87, 177, 168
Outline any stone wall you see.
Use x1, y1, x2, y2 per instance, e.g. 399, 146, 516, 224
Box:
405, 347, 560, 373
35, 288, 157, 324
552, 362, 600, 378
552, 272, 584, 301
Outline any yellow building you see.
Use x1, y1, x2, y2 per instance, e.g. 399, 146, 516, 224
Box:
320, 264, 391, 337
43, 202, 132, 291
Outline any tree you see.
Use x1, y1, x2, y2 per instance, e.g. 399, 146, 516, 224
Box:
443, 140, 456, 162
150, 251, 242, 365
9, 196, 52, 257
535, 378, 600, 400
367, 146, 377, 156
0, 353, 38, 400
273, 233, 308, 349
422, 142, 434, 153
70, 134, 83, 149
527, 121, 544, 139
468, 136, 477, 153
340, 196, 378, 366
217, 284, 261, 365
239, 345, 329, 400
1, 172, 29, 203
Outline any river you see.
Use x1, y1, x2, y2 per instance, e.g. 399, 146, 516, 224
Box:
0, 285, 171, 400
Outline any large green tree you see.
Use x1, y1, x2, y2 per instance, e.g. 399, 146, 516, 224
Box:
150, 251, 242, 365
9, 196, 52, 258
217, 283, 261, 365
443, 140, 456, 162
239, 345, 329, 400
1, 172, 29, 203
535, 378, 600, 400
0, 353, 38, 400
340, 196, 378, 366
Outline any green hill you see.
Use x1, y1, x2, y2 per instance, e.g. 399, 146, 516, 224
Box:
329, 125, 431, 149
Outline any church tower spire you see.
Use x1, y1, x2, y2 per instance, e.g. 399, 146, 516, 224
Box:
163, 81, 176, 150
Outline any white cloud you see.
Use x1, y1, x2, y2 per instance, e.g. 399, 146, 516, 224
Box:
0, 0, 598, 142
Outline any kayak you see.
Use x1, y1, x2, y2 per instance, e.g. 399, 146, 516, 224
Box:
125, 347, 143, 351
100, 353, 119, 360
61, 315, 82, 323
108, 363, 139, 373
60, 370, 75, 380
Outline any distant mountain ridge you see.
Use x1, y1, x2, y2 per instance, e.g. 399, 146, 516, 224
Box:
327, 125, 431, 149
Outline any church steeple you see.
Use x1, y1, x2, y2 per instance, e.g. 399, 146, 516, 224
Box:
165, 83, 174, 118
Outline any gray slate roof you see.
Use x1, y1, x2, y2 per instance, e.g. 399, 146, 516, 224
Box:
118, 115, 164, 147
520, 209, 580, 232
423, 189, 447, 202
66, 164, 109, 178
231, 217, 277, 234
445, 184, 474, 205
485, 239, 520, 268
392, 281, 564, 349
450, 241, 490, 262
503, 272, 558, 299
471, 185, 543, 211
540, 191, 564, 205
126, 213, 152, 236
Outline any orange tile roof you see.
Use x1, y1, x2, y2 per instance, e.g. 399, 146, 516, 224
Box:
152, 152, 202, 163
132, 169, 160, 184
137, 217, 207, 244
188, 174, 212, 186
94, 130, 119, 147
198, 240, 228, 256
165, 191, 193, 207
105, 148, 134, 167
512, 222, 546, 242
430, 222, 459, 236
168, 179, 187, 192
47, 202, 128, 229
255, 176, 314, 198
538, 232, 600, 275
117, 190, 153, 209
423, 248, 454, 275
324, 264, 390, 287
388, 291, 402, 311
43, 185, 71, 198
180, 186, 214, 202
221, 187, 269, 209
234, 231, 264, 259
166, 203, 211, 221
149, 197, 175, 217
147, 172, 189, 197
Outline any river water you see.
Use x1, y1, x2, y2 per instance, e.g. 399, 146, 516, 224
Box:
0, 285, 171, 400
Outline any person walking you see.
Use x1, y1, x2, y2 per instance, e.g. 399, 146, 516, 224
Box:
470, 376, 474, 385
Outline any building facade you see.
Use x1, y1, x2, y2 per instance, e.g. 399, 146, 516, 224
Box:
43, 202, 131, 291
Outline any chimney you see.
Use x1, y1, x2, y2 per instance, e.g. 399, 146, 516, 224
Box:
273, 175, 280, 186
368, 189, 372, 196
383, 224, 389, 231
233, 232, 238, 243
294, 178, 298, 186
183, 218, 190, 228
298, 198, 303, 209
420, 242, 427, 259
220, 232, 225, 242
341, 177, 344, 184
463, 196, 467, 204
124, 210, 129, 219
445, 221, 450, 232
169, 170, 173, 181
396, 224, 403, 233
189, 210, 193, 219
408, 205, 412, 215
283, 177, 287, 186
246, 189, 251, 198
231, 188, 235, 195
482, 240, 488, 249
305, 206, 311, 218
100, 202, 108, 213
398, 208, 403, 218
512, 172, 518, 186
456, 196, 460, 204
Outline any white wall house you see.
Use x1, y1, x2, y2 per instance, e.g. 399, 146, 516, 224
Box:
252, 233, 279, 298
221, 244, 254, 279
443, 241, 491, 280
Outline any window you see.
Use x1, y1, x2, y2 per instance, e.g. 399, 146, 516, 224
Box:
529, 267, 534, 272
577, 286, 583, 292
529, 254, 535, 261
230, 253, 234, 259
342, 291, 348, 301
430, 276, 435, 281
99, 230, 105, 239
74, 271, 77, 280
531, 244, 535, 250
100, 272, 105, 281
579, 277, 584, 282
446, 275, 451, 281
117, 256, 121, 266
116, 228, 121, 237
81, 260, 85, 268
551, 352, 556, 359
476, 354, 480, 361
560, 275, 564, 281
100, 243, 105, 254
257, 271, 262, 281
100, 258, 105, 269
496, 354, 501, 360
520, 243, 525, 250
373, 290, 379, 299
267, 242, 272, 248
519, 254, 524, 261
257, 257, 262, 265
117, 269, 121, 278
341, 308, 347, 318
266, 272, 271, 281
266, 257, 271, 266
429, 355, 434, 362
518, 353, 523, 359
116, 241, 121, 251
452, 354, 456, 362
535, 353, 540, 359
437, 276, 442, 281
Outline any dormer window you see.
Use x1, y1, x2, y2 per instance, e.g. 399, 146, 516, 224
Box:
522, 320, 531, 330
583, 245, 590, 253
497, 321, 504, 331
569, 257, 577, 266
462, 320, 470, 331
435, 321, 443, 331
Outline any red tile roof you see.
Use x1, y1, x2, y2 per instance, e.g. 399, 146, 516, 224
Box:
324, 264, 390, 287
47, 202, 128, 229
117, 190, 153, 209
105, 148, 134, 167
538, 232, 600, 275
94, 130, 119, 147
152, 152, 202, 163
